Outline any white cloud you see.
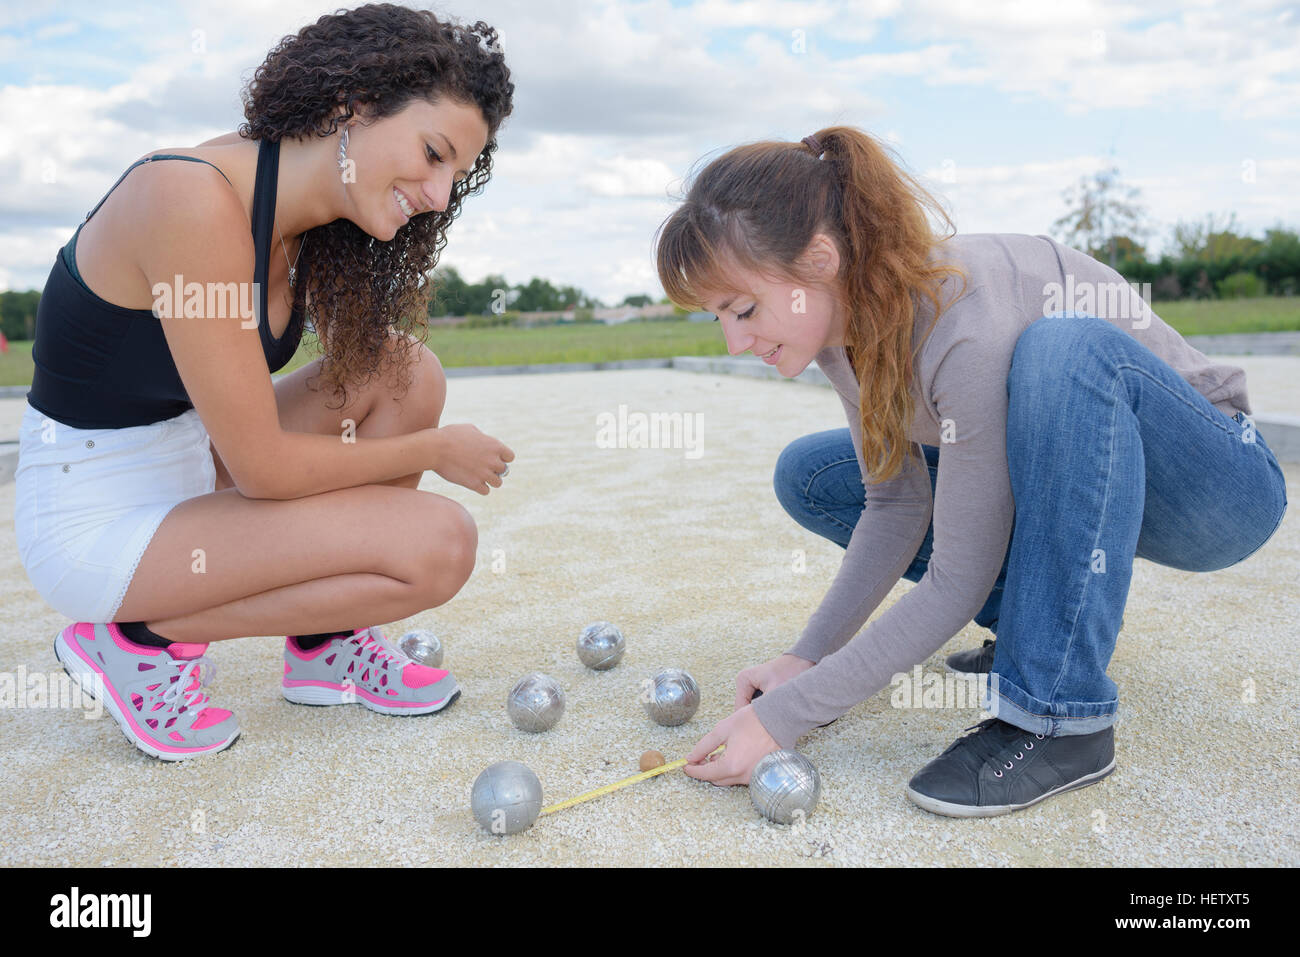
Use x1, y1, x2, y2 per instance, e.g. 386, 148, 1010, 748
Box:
1, 0, 1295, 303
580, 156, 680, 197
33, 20, 79, 40
887, 0, 1300, 116
0, 226, 71, 293
918, 155, 1105, 238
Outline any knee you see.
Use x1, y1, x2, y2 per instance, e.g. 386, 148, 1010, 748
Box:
1014, 313, 1126, 363
419, 498, 478, 606
1008, 314, 1108, 391
387, 331, 447, 429
1013, 314, 1076, 364
773, 434, 817, 517
774, 429, 862, 519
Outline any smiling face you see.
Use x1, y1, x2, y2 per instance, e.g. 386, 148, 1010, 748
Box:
339, 96, 490, 240
701, 232, 848, 377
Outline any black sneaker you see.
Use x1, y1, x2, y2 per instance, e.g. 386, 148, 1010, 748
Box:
904, 717, 1115, 818
946, 639, 995, 674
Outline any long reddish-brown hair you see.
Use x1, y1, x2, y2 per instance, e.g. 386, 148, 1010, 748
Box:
655, 126, 968, 484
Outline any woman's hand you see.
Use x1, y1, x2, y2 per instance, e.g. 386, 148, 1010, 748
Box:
682, 655, 814, 785
683, 705, 780, 786
428, 424, 515, 495
734, 653, 814, 710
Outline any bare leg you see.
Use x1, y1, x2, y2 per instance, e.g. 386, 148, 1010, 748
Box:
114, 336, 466, 642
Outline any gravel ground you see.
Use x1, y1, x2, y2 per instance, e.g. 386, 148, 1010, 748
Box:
1, 362, 1296, 867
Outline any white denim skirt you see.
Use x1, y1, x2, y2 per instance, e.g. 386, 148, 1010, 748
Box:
13, 400, 216, 623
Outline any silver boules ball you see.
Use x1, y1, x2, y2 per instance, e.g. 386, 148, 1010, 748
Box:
507, 672, 566, 733
398, 629, 443, 668
749, 750, 821, 825
577, 621, 626, 671
642, 668, 700, 726
471, 761, 543, 835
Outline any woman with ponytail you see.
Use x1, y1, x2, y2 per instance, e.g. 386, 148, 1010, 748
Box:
655, 128, 1286, 816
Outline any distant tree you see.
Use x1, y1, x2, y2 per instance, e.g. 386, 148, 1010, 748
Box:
429, 265, 468, 317
479, 274, 513, 314
1052, 165, 1149, 269
1107, 235, 1147, 262
0, 290, 41, 340
621, 293, 653, 307
509, 277, 603, 312
428, 268, 605, 316
512, 277, 563, 312
1216, 271, 1265, 298
1151, 273, 1182, 301
1255, 226, 1300, 294
562, 284, 602, 310
430, 268, 512, 315
1169, 212, 1261, 262
556, 284, 582, 310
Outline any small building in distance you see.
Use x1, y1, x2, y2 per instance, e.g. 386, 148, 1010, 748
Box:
433, 303, 683, 327
594, 303, 679, 324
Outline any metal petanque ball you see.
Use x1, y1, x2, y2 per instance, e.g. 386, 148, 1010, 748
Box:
749, 750, 821, 825
398, 629, 443, 668
471, 761, 543, 835
577, 621, 626, 671
642, 668, 700, 726
507, 672, 566, 733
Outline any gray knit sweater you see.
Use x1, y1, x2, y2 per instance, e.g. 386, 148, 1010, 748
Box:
750, 233, 1252, 748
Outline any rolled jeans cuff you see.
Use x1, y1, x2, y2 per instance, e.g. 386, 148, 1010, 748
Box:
983, 671, 1117, 736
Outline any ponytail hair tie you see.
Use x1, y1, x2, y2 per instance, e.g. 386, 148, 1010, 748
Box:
801, 134, 824, 157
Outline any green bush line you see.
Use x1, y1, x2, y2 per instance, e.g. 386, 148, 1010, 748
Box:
1, 300, 1298, 388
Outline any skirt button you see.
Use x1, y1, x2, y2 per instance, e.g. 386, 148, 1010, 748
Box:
62, 464, 70, 472
85, 439, 95, 448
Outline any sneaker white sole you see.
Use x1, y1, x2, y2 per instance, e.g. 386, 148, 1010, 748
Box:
904, 760, 1116, 818
54, 629, 239, 762
281, 681, 461, 716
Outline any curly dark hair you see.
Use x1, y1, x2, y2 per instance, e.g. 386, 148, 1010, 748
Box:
238, 3, 514, 411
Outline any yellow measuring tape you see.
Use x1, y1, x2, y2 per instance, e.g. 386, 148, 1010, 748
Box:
540, 746, 724, 816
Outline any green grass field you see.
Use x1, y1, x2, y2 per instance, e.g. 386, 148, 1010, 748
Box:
3, 298, 1297, 388
386, 319, 732, 371
0, 320, 733, 386
1147, 297, 1300, 336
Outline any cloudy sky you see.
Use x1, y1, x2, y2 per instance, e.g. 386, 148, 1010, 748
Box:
2, 0, 1297, 304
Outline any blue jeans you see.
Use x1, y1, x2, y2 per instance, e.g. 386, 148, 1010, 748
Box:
774, 314, 1288, 736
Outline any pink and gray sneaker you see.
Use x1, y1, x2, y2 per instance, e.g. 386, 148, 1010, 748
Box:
53, 622, 240, 761
281, 626, 460, 715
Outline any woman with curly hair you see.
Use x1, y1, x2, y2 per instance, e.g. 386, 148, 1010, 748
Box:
15, 3, 515, 760
656, 128, 1287, 816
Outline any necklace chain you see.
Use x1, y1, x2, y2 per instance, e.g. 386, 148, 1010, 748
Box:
276, 221, 306, 287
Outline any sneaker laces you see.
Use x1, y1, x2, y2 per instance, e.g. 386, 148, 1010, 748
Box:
160, 655, 216, 712
956, 718, 1045, 777
352, 627, 408, 671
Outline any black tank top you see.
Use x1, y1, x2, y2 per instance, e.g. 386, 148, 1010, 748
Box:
26, 137, 306, 429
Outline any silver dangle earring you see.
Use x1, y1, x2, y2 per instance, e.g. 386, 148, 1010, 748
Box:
336, 124, 350, 172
